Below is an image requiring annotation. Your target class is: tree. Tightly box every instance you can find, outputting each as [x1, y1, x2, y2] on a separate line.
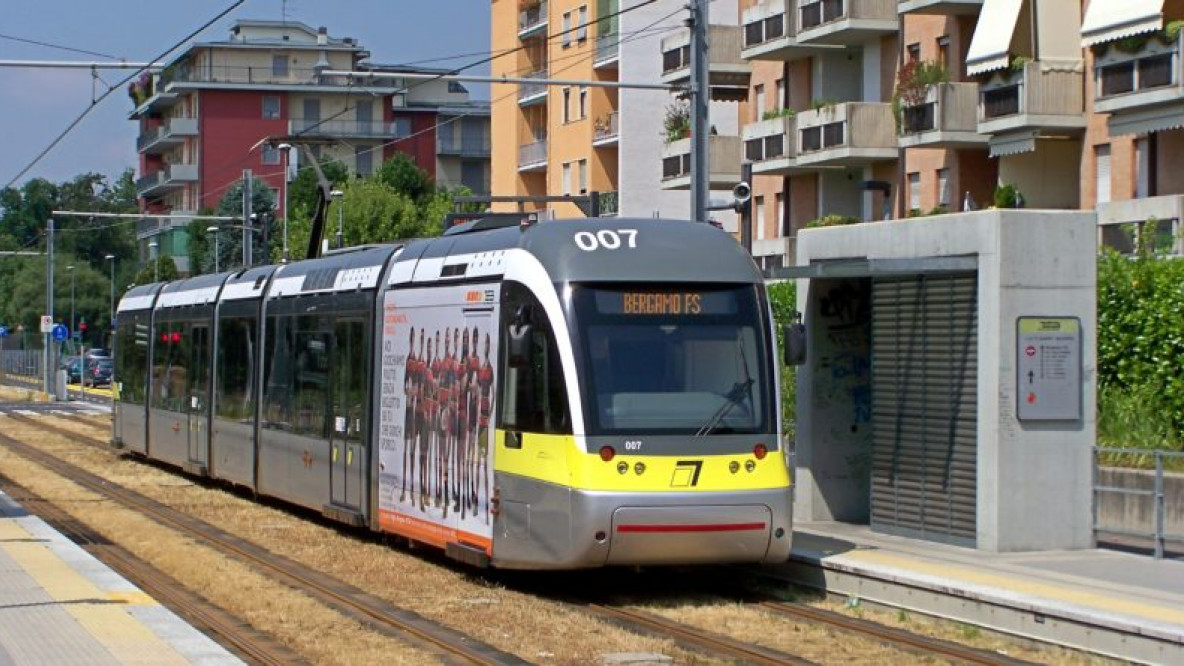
[375, 153, 434, 203]
[133, 255, 179, 286]
[330, 179, 446, 247]
[288, 156, 349, 223]
[213, 177, 277, 270]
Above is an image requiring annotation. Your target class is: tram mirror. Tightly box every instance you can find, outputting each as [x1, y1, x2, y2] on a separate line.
[783, 319, 806, 366]
[508, 314, 534, 368]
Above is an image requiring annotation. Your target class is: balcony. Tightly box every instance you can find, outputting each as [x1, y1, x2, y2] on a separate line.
[437, 133, 491, 157]
[794, 102, 897, 167]
[518, 139, 548, 172]
[1092, 33, 1184, 137]
[136, 210, 196, 241]
[660, 135, 742, 190]
[594, 34, 620, 69]
[288, 119, 402, 139]
[743, 0, 831, 62]
[795, 0, 897, 46]
[897, 0, 982, 15]
[159, 65, 397, 90]
[518, 1, 548, 40]
[137, 117, 198, 155]
[661, 25, 751, 91]
[977, 61, 1085, 141]
[742, 114, 799, 175]
[1098, 195, 1184, 256]
[593, 111, 620, 147]
[898, 82, 986, 148]
[518, 70, 548, 106]
[597, 190, 619, 217]
[136, 164, 199, 198]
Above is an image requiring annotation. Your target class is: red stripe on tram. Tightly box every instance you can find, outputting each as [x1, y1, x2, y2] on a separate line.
[616, 522, 767, 534]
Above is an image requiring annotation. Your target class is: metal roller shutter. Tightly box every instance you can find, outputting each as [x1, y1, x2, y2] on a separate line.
[871, 273, 978, 547]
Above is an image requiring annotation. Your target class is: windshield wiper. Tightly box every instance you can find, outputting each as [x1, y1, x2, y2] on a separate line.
[695, 378, 755, 438]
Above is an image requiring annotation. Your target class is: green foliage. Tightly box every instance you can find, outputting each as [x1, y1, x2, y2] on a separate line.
[1097, 249, 1184, 448]
[760, 107, 796, 121]
[767, 281, 798, 442]
[806, 214, 861, 228]
[204, 177, 277, 273]
[133, 255, 179, 286]
[662, 100, 691, 144]
[287, 157, 349, 223]
[375, 153, 435, 203]
[1166, 20, 1184, 42]
[993, 183, 1020, 208]
[809, 98, 837, 112]
[1009, 55, 1031, 72]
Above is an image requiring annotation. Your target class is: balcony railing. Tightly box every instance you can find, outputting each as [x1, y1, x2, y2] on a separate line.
[437, 134, 492, 156]
[899, 82, 979, 136]
[518, 139, 548, 170]
[595, 34, 620, 67]
[162, 65, 393, 89]
[593, 111, 620, 144]
[137, 117, 198, 153]
[518, 70, 548, 104]
[598, 190, 619, 216]
[1093, 33, 1183, 113]
[800, 0, 844, 30]
[660, 135, 742, 188]
[518, 1, 548, 38]
[978, 61, 1084, 132]
[660, 25, 749, 86]
[743, 115, 797, 166]
[289, 119, 400, 138]
[744, 7, 787, 49]
[794, 102, 896, 164]
[796, 0, 896, 38]
[136, 164, 199, 196]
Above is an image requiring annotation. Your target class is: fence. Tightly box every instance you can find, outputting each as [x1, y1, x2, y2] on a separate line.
[0, 350, 43, 381]
[1094, 447, 1184, 559]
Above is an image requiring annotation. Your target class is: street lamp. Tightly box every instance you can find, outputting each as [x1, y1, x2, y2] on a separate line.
[104, 255, 115, 331]
[148, 240, 159, 282]
[207, 226, 220, 272]
[278, 143, 293, 263]
[67, 265, 75, 344]
[330, 189, 344, 250]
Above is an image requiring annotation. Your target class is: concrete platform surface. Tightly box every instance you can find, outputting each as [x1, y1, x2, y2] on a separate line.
[785, 521, 1184, 663]
[0, 490, 242, 665]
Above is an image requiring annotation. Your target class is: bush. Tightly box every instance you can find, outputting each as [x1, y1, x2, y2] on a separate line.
[767, 281, 798, 442]
[806, 214, 861, 228]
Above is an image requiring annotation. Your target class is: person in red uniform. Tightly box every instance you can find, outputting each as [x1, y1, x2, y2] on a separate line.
[466, 325, 481, 513]
[455, 327, 471, 518]
[436, 330, 452, 513]
[400, 327, 417, 504]
[420, 335, 436, 511]
[476, 331, 495, 524]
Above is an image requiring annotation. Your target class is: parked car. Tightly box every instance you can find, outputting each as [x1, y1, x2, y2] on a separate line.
[84, 348, 110, 359]
[63, 356, 113, 387]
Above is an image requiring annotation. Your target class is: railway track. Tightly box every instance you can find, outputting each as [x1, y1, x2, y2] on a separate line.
[0, 422, 528, 666]
[0, 471, 307, 666]
[14, 409, 1037, 665]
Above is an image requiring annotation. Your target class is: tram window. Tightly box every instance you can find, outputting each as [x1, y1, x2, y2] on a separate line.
[263, 315, 295, 430]
[151, 320, 190, 412]
[116, 315, 149, 404]
[499, 283, 571, 434]
[293, 321, 331, 438]
[332, 319, 367, 440]
[216, 317, 256, 422]
[189, 326, 209, 409]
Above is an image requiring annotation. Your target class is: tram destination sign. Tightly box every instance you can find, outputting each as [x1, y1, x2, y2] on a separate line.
[1016, 316, 1082, 421]
[595, 289, 739, 317]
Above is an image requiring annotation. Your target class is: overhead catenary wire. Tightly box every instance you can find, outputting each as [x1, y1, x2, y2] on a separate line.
[0, 32, 122, 60]
[2, 0, 248, 189]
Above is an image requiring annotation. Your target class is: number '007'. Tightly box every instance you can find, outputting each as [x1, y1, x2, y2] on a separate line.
[574, 229, 638, 252]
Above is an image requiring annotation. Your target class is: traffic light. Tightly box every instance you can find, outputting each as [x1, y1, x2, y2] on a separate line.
[79, 317, 88, 333]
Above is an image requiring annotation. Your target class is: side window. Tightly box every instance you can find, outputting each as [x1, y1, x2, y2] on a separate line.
[499, 283, 571, 434]
[293, 317, 331, 438]
[263, 314, 294, 429]
[116, 314, 150, 404]
[151, 320, 190, 412]
[216, 317, 256, 421]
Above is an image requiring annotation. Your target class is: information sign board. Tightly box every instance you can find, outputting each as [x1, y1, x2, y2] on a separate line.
[1016, 316, 1082, 421]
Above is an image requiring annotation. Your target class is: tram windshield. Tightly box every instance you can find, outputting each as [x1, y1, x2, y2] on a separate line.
[572, 284, 773, 436]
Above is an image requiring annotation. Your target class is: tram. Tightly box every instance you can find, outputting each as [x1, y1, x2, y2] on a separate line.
[113, 216, 795, 569]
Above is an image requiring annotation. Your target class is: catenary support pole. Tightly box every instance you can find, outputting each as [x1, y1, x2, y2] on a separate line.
[690, 0, 710, 222]
[242, 169, 253, 268]
[44, 218, 54, 397]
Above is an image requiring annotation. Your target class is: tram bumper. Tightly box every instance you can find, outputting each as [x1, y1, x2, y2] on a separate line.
[607, 504, 775, 566]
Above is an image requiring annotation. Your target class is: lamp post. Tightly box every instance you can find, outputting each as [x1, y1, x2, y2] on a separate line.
[67, 265, 75, 345]
[278, 143, 293, 263]
[148, 240, 159, 282]
[330, 189, 344, 250]
[104, 254, 115, 332]
[207, 226, 220, 272]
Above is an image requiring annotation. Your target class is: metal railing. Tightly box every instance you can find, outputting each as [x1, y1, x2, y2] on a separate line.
[595, 34, 620, 65]
[0, 350, 42, 380]
[518, 70, 548, 103]
[519, 0, 548, 35]
[162, 65, 383, 89]
[1094, 447, 1184, 559]
[518, 139, 548, 168]
[593, 111, 620, 143]
[289, 119, 398, 137]
[437, 134, 492, 156]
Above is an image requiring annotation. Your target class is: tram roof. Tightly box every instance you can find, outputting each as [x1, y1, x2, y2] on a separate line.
[220, 264, 280, 302]
[155, 272, 230, 309]
[116, 282, 164, 313]
[397, 218, 762, 285]
[267, 244, 400, 298]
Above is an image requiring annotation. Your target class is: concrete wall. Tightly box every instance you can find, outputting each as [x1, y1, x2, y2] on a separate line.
[1096, 467, 1184, 543]
[998, 139, 1082, 209]
[795, 209, 1097, 552]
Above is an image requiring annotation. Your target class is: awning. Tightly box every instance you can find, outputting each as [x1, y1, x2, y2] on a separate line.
[1080, 0, 1164, 47]
[966, 0, 1025, 76]
[1108, 104, 1184, 137]
[988, 131, 1037, 158]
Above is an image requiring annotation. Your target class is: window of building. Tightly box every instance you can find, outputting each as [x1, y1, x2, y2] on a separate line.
[563, 12, 572, 46]
[578, 86, 588, 119]
[392, 116, 412, 137]
[262, 144, 280, 165]
[775, 192, 785, 237]
[356, 145, 373, 176]
[907, 43, 921, 62]
[937, 36, 950, 69]
[1136, 136, 1151, 198]
[272, 54, 289, 77]
[754, 196, 765, 241]
[937, 168, 950, 207]
[578, 159, 588, 194]
[754, 84, 765, 121]
[776, 78, 786, 109]
[563, 87, 572, 123]
[578, 6, 589, 41]
[1095, 144, 1111, 204]
[908, 172, 921, 212]
[562, 162, 572, 195]
[262, 95, 281, 120]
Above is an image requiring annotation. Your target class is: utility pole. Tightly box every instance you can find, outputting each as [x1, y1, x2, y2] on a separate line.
[689, 0, 710, 223]
[242, 169, 253, 268]
[43, 218, 54, 397]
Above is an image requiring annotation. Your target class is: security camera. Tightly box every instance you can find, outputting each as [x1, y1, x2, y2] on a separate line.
[732, 181, 752, 211]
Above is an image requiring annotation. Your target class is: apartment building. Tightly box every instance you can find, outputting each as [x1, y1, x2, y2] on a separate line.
[130, 20, 491, 273]
[732, 0, 1184, 268]
[490, 0, 740, 226]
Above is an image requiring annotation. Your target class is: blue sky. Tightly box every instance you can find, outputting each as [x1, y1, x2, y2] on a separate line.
[0, 0, 491, 188]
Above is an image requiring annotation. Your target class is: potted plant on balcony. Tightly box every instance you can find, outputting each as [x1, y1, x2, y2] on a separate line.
[891, 60, 949, 132]
[761, 107, 796, 121]
[662, 101, 691, 144]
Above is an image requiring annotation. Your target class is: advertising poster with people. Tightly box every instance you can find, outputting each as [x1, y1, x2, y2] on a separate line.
[377, 284, 499, 550]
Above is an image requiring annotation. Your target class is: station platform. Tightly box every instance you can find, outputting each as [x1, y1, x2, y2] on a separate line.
[0, 489, 241, 665]
[783, 521, 1184, 664]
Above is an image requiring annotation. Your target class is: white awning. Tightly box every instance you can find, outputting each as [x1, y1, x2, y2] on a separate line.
[1080, 0, 1164, 47]
[966, 0, 1025, 76]
[989, 131, 1037, 158]
[1108, 104, 1184, 137]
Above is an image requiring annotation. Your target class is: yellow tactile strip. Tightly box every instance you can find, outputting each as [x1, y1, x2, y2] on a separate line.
[0, 518, 189, 665]
[837, 548, 1184, 629]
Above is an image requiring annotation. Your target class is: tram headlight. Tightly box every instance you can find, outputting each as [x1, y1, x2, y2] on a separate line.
[745, 460, 756, 473]
[617, 461, 628, 475]
[634, 462, 646, 475]
[729, 461, 740, 474]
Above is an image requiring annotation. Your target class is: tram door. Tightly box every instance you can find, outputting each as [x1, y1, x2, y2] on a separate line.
[187, 324, 211, 472]
[329, 319, 365, 511]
